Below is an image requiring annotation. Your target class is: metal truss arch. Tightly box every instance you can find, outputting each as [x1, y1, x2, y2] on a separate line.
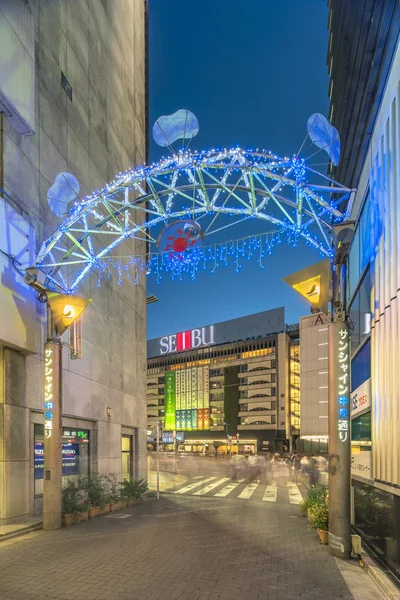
[35, 148, 352, 292]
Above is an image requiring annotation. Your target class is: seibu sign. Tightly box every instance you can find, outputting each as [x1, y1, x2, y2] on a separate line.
[160, 326, 215, 354]
[351, 378, 371, 418]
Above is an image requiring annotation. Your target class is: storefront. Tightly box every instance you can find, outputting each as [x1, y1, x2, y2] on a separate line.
[34, 425, 90, 513]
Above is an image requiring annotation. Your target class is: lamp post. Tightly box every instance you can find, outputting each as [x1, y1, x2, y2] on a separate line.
[24, 269, 91, 530]
[328, 222, 355, 558]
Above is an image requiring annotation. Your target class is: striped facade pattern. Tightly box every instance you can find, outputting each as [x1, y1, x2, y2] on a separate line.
[362, 48, 400, 486]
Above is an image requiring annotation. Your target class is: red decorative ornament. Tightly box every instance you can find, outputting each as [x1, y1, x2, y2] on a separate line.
[157, 220, 202, 260]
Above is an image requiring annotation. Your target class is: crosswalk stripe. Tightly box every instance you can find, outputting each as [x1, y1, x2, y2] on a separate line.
[238, 482, 259, 499]
[174, 477, 216, 494]
[287, 482, 303, 504]
[192, 476, 205, 479]
[214, 479, 245, 497]
[193, 477, 230, 496]
[262, 482, 277, 502]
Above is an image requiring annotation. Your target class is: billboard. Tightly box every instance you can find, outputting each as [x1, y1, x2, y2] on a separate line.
[165, 366, 210, 432]
[165, 372, 176, 430]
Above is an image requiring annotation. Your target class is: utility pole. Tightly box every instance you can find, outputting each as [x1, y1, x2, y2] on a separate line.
[328, 222, 355, 559]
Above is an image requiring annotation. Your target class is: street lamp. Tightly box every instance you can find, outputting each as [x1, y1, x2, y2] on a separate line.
[24, 270, 91, 531]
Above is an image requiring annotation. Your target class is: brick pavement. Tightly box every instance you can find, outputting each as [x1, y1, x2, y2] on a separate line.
[0, 493, 366, 600]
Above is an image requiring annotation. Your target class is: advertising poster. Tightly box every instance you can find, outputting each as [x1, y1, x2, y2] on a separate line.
[176, 370, 181, 411]
[198, 366, 204, 409]
[186, 369, 192, 415]
[165, 372, 176, 430]
[191, 368, 197, 409]
[34, 442, 80, 478]
[181, 370, 186, 410]
[198, 409, 204, 430]
[203, 408, 210, 429]
[185, 409, 192, 430]
[191, 408, 198, 429]
[176, 410, 182, 430]
[203, 366, 210, 429]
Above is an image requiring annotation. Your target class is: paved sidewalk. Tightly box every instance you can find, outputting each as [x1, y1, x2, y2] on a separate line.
[0, 493, 384, 600]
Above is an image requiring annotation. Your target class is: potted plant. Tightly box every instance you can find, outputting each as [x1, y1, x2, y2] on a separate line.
[308, 503, 329, 544]
[119, 478, 148, 506]
[107, 473, 126, 511]
[76, 504, 89, 522]
[87, 473, 108, 518]
[62, 478, 79, 526]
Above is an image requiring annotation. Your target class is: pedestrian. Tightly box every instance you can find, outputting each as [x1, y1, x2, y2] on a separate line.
[230, 454, 239, 481]
[292, 453, 301, 482]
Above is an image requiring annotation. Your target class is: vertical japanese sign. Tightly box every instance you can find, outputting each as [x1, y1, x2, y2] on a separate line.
[337, 327, 350, 442]
[186, 369, 192, 429]
[44, 345, 54, 438]
[191, 368, 198, 429]
[164, 372, 176, 430]
[43, 340, 62, 529]
[198, 366, 204, 430]
[328, 321, 351, 557]
[203, 366, 210, 429]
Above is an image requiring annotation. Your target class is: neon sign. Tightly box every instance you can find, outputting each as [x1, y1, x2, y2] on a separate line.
[160, 326, 215, 354]
[44, 346, 54, 439]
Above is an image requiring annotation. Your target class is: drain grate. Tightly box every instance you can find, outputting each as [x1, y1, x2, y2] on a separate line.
[104, 514, 132, 519]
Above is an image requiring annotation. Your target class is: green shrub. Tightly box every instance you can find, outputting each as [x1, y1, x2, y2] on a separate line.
[105, 472, 121, 503]
[62, 478, 80, 515]
[301, 484, 328, 515]
[119, 479, 148, 502]
[308, 503, 329, 531]
[88, 473, 111, 508]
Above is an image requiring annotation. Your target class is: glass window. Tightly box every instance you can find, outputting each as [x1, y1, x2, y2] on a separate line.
[351, 412, 371, 442]
[34, 424, 90, 497]
[349, 268, 371, 355]
[351, 339, 371, 392]
[348, 192, 371, 302]
[121, 435, 133, 481]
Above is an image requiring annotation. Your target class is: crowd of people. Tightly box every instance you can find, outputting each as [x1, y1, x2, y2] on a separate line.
[229, 452, 328, 485]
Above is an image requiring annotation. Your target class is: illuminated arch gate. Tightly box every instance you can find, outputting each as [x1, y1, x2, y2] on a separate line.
[35, 148, 352, 293]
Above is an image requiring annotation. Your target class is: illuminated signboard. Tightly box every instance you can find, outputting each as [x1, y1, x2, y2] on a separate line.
[337, 327, 350, 442]
[166, 366, 210, 432]
[351, 379, 371, 418]
[44, 345, 54, 439]
[159, 326, 215, 355]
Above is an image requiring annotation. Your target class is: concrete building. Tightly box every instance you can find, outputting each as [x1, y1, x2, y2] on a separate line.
[298, 312, 330, 454]
[0, 0, 147, 524]
[328, 0, 400, 581]
[147, 308, 300, 454]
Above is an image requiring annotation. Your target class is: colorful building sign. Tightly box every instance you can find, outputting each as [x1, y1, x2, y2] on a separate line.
[165, 366, 210, 432]
[165, 372, 176, 430]
[159, 326, 216, 355]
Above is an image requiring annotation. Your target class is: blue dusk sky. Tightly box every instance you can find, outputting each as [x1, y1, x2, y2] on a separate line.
[147, 0, 330, 339]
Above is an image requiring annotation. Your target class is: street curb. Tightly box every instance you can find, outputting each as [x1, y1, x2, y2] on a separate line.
[361, 552, 400, 599]
[0, 522, 42, 542]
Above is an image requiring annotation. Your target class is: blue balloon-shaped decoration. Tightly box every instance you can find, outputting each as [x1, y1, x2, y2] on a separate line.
[307, 113, 340, 166]
[153, 109, 199, 147]
[47, 172, 80, 218]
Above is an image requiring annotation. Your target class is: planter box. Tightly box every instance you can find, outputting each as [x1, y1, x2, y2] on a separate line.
[101, 504, 111, 515]
[89, 506, 102, 519]
[111, 501, 127, 512]
[126, 499, 137, 507]
[77, 510, 89, 522]
[62, 514, 76, 527]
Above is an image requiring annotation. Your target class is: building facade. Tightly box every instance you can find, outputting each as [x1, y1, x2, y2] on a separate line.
[329, 0, 400, 582]
[0, 0, 147, 524]
[147, 308, 300, 454]
[298, 311, 330, 455]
